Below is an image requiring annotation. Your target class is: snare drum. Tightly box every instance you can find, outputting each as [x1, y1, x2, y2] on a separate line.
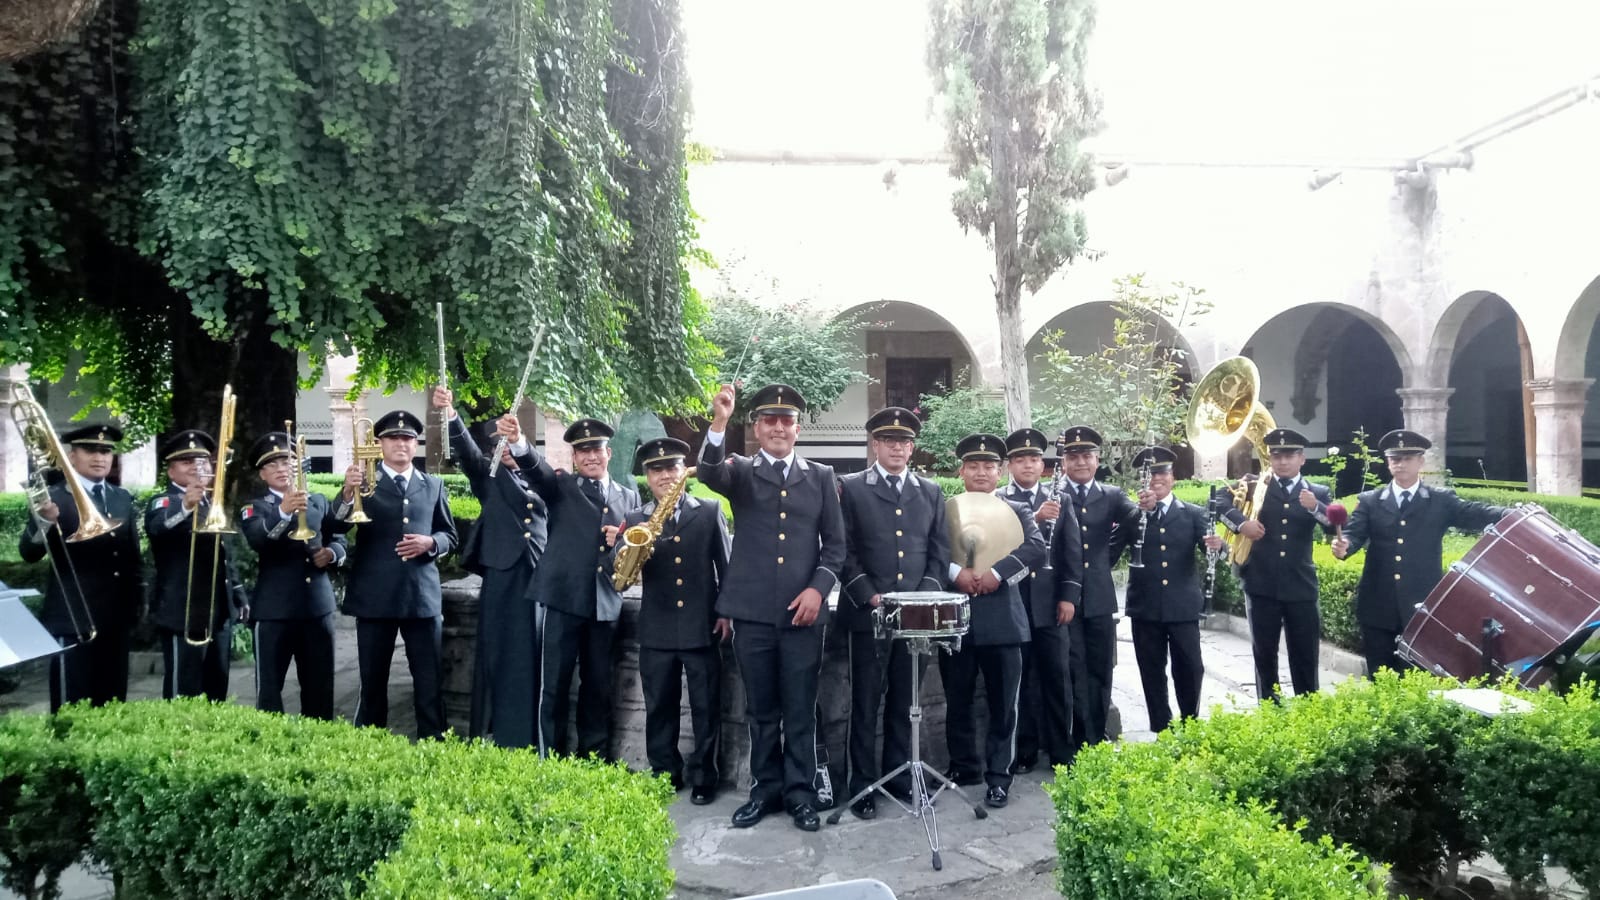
[877, 591, 970, 640]
[1398, 505, 1600, 688]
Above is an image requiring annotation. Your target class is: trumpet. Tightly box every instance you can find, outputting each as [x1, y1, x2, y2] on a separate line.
[347, 416, 381, 523]
[286, 419, 317, 541]
[184, 385, 237, 647]
[7, 383, 110, 642]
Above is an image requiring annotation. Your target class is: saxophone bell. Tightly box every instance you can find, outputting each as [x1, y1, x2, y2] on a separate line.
[612, 466, 697, 591]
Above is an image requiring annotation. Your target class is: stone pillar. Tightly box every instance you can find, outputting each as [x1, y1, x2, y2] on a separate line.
[1396, 386, 1454, 484]
[118, 441, 159, 489]
[1528, 378, 1592, 497]
[325, 353, 367, 475]
[0, 365, 29, 492]
[1194, 448, 1229, 482]
[543, 412, 572, 471]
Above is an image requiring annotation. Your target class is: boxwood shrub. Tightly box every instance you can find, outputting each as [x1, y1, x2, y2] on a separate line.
[1050, 672, 1600, 899]
[0, 700, 675, 899]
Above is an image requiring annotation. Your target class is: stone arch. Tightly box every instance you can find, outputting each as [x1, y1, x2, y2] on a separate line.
[1426, 292, 1531, 483]
[1552, 276, 1600, 488]
[1236, 302, 1410, 493]
[1554, 275, 1600, 383]
[833, 300, 979, 410]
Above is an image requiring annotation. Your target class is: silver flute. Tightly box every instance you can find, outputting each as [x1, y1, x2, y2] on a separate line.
[436, 303, 450, 461]
[487, 324, 549, 478]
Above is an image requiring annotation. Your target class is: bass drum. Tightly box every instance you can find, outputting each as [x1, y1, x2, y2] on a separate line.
[1398, 505, 1600, 688]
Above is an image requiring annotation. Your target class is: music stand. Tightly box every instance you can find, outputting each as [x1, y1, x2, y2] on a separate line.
[0, 586, 60, 669]
[826, 620, 987, 871]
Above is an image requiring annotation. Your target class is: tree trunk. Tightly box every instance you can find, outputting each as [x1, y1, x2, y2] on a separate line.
[169, 301, 299, 504]
[989, 120, 1032, 431]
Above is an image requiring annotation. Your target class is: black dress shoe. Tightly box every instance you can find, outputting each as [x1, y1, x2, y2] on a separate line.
[691, 786, 716, 806]
[850, 797, 877, 820]
[789, 803, 821, 832]
[943, 767, 981, 787]
[985, 785, 1008, 808]
[732, 798, 780, 828]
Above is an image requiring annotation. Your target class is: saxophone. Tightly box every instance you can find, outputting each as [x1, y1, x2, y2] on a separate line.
[612, 467, 696, 591]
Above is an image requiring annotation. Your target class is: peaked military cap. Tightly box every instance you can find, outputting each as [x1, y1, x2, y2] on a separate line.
[748, 383, 805, 418]
[564, 418, 614, 449]
[1263, 428, 1309, 454]
[249, 431, 295, 468]
[637, 437, 690, 469]
[161, 429, 217, 462]
[374, 410, 423, 439]
[1005, 428, 1048, 457]
[1058, 425, 1103, 453]
[1378, 429, 1430, 456]
[62, 423, 122, 449]
[866, 406, 920, 438]
[956, 433, 1005, 463]
[1131, 445, 1178, 473]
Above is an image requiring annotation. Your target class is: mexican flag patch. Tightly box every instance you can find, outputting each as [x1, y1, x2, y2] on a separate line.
[152, 496, 170, 509]
[242, 507, 255, 520]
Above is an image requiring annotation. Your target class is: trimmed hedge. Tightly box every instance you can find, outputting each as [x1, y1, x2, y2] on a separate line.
[1050, 673, 1600, 898]
[0, 700, 675, 899]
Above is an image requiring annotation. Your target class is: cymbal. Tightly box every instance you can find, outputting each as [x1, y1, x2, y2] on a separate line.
[946, 492, 1024, 574]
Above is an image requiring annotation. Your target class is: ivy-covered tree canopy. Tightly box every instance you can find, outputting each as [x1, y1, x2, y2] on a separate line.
[0, 0, 710, 443]
[928, 0, 1104, 432]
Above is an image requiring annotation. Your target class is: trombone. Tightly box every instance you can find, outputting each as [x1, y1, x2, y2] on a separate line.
[7, 384, 115, 643]
[285, 419, 317, 541]
[347, 416, 381, 523]
[184, 385, 237, 647]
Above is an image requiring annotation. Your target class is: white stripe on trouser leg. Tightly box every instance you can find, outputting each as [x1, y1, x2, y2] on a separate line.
[57, 637, 67, 703]
[253, 623, 261, 707]
[536, 610, 550, 757]
[734, 627, 758, 797]
[1004, 651, 1022, 775]
[843, 630, 853, 789]
[169, 634, 179, 698]
[810, 623, 827, 796]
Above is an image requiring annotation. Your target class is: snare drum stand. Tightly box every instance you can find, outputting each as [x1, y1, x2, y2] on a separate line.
[826, 632, 988, 871]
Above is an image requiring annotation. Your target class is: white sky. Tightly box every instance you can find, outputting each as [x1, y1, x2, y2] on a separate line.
[682, 0, 1600, 161]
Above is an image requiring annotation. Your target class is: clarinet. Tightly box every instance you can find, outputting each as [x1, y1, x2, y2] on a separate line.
[1202, 488, 1223, 617]
[1042, 468, 1068, 543]
[1127, 456, 1153, 569]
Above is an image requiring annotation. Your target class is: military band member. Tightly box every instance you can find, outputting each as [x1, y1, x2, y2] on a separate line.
[1052, 425, 1134, 748]
[146, 429, 242, 701]
[940, 433, 1046, 809]
[1002, 427, 1082, 771]
[1332, 429, 1506, 676]
[700, 383, 846, 832]
[19, 424, 142, 712]
[1125, 446, 1214, 732]
[1218, 428, 1333, 699]
[614, 438, 731, 804]
[241, 431, 345, 719]
[433, 387, 548, 748]
[507, 416, 639, 759]
[837, 407, 949, 819]
[329, 410, 458, 739]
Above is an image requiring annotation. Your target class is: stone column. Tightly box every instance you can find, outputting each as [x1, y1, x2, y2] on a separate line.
[1193, 448, 1229, 482]
[1396, 386, 1454, 484]
[324, 353, 366, 475]
[1528, 378, 1592, 497]
[0, 365, 29, 492]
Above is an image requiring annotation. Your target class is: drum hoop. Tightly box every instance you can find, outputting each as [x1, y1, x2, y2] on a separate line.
[882, 591, 967, 604]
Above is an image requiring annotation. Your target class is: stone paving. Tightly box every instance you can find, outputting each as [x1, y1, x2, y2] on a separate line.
[0, 605, 1366, 900]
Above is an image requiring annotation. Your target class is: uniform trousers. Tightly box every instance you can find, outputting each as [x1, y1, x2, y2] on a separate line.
[538, 605, 616, 759]
[1015, 621, 1074, 767]
[253, 614, 336, 719]
[354, 616, 446, 739]
[939, 643, 1023, 789]
[1361, 625, 1409, 678]
[639, 645, 722, 788]
[1068, 614, 1117, 748]
[159, 625, 231, 702]
[472, 563, 538, 748]
[1130, 618, 1203, 732]
[732, 620, 825, 809]
[49, 629, 129, 713]
[1244, 590, 1321, 699]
